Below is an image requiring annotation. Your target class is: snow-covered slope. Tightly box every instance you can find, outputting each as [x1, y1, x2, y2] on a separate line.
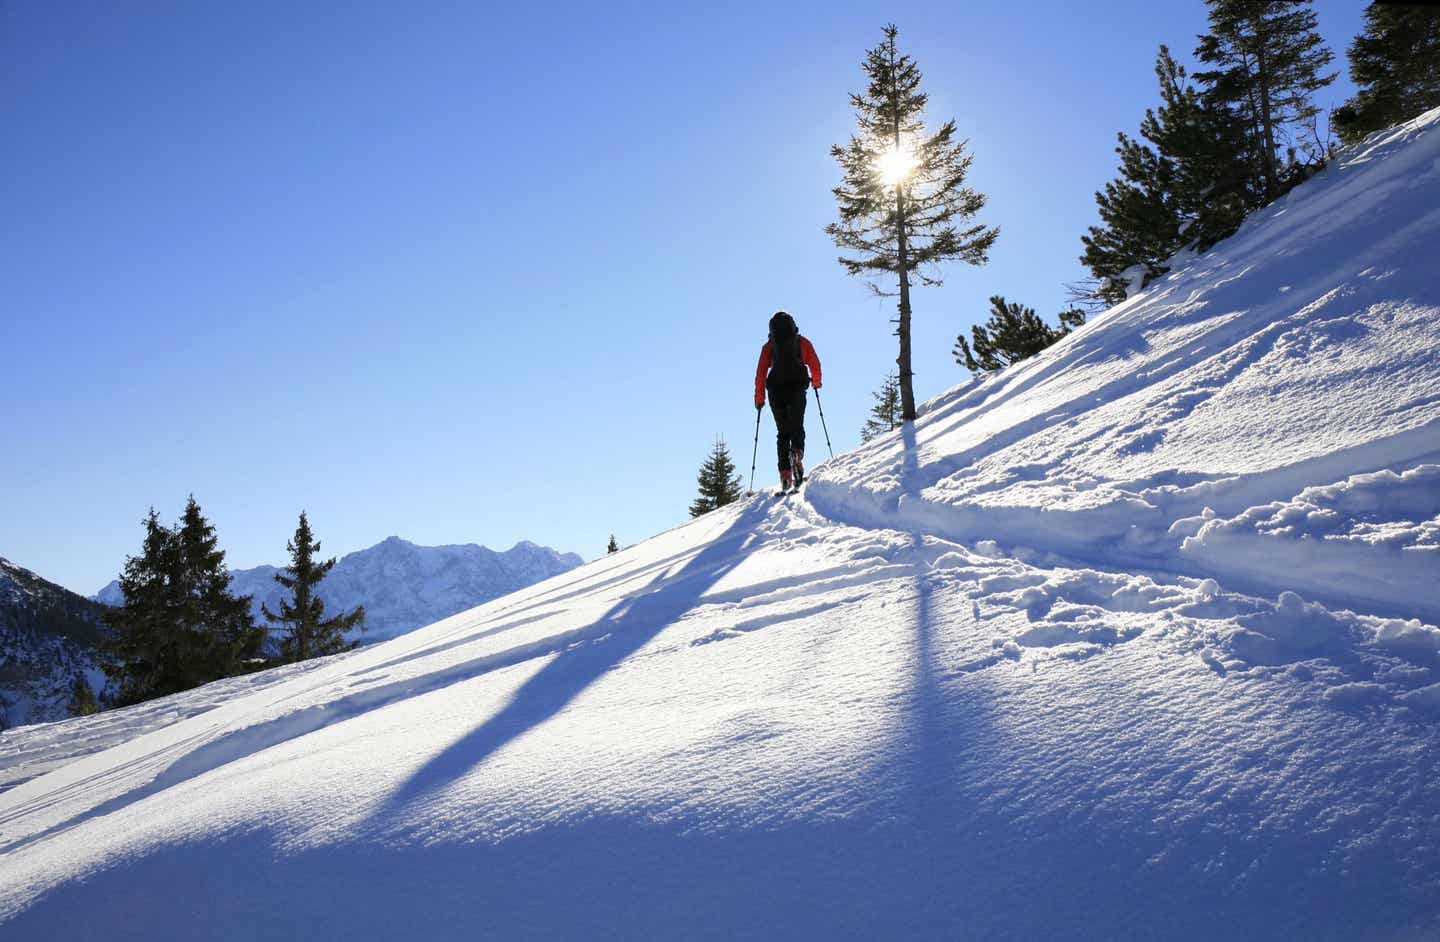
[812, 109, 1440, 624]
[2, 112, 1439, 939]
[95, 536, 584, 644]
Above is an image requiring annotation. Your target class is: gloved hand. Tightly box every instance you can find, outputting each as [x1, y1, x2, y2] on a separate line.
[755, 399, 764, 410]
[813, 381, 821, 390]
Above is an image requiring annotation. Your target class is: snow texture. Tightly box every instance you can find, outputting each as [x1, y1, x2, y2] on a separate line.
[2, 110, 1440, 940]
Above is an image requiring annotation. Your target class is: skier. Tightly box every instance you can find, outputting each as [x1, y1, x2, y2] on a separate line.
[754, 311, 822, 493]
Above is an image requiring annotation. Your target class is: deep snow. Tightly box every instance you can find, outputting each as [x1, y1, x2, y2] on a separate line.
[1, 111, 1439, 940]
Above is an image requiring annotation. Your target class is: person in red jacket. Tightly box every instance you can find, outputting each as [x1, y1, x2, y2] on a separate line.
[754, 311, 822, 491]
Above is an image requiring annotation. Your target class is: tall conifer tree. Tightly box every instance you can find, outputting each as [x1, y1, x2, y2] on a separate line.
[828, 24, 998, 421]
[1194, 0, 1336, 202]
[101, 508, 185, 705]
[175, 496, 264, 681]
[1333, 4, 1440, 143]
[690, 438, 744, 517]
[1082, 46, 1254, 304]
[101, 499, 261, 705]
[263, 512, 365, 663]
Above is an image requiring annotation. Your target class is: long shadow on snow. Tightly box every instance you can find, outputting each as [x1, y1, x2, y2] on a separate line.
[374, 498, 772, 816]
[10, 458, 1440, 938]
[890, 421, 955, 829]
[0, 501, 771, 858]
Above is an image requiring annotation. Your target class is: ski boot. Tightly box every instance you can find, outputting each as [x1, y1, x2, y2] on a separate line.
[791, 449, 805, 487]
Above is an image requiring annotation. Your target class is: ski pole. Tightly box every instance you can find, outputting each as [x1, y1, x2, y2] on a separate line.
[748, 404, 762, 494]
[813, 387, 834, 459]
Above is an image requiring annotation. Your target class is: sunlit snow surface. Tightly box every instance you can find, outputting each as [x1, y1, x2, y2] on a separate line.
[3, 112, 1440, 940]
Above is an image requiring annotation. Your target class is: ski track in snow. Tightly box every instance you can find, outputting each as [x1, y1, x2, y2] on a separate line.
[1, 111, 1440, 940]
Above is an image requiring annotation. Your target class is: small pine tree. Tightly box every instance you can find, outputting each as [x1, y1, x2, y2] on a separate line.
[263, 512, 365, 664]
[1195, 0, 1336, 203]
[690, 437, 744, 517]
[607, 535, 619, 554]
[828, 24, 999, 422]
[861, 372, 902, 442]
[1333, 4, 1440, 144]
[953, 296, 1084, 375]
[67, 673, 99, 717]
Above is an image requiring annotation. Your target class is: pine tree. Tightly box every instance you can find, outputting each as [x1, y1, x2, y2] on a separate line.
[263, 511, 365, 664]
[861, 372, 902, 442]
[175, 496, 265, 681]
[67, 673, 99, 716]
[101, 508, 185, 705]
[954, 296, 1084, 375]
[1080, 128, 1179, 305]
[1333, 4, 1440, 144]
[1194, 0, 1336, 203]
[607, 535, 619, 554]
[101, 499, 261, 705]
[1081, 46, 1255, 304]
[828, 24, 999, 422]
[690, 437, 744, 517]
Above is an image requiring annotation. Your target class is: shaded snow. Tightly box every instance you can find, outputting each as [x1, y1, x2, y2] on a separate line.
[2, 110, 1440, 939]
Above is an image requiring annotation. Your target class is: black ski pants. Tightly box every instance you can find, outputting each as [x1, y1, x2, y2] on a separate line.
[767, 381, 807, 471]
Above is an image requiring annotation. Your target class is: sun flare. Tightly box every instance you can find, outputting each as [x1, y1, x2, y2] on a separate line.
[875, 144, 918, 187]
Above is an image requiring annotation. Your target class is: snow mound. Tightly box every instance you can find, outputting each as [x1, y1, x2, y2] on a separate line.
[2, 111, 1440, 940]
[1177, 464, 1439, 615]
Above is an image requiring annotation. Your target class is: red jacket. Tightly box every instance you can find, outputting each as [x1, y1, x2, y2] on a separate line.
[755, 336, 822, 407]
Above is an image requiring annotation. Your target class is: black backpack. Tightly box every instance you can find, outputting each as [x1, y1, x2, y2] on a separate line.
[767, 311, 808, 387]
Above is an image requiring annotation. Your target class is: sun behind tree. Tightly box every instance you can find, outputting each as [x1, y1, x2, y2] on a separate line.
[827, 23, 999, 422]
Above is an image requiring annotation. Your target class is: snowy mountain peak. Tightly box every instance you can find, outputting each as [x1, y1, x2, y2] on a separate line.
[91, 536, 584, 645]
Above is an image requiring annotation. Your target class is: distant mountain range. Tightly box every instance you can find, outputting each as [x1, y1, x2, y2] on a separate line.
[0, 558, 109, 731]
[1, 537, 581, 730]
[95, 536, 584, 644]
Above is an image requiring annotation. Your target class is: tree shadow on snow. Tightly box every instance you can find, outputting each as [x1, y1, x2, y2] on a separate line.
[372, 498, 772, 817]
[895, 420, 951, 823]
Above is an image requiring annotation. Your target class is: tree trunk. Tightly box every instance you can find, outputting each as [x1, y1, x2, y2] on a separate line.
[1252, 13, 1279, 201]
[896, 192, 916, 422]
[887, 34, 917, 422]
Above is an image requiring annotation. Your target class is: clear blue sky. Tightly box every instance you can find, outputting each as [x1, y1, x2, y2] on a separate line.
[1, 1, 1364, 594]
